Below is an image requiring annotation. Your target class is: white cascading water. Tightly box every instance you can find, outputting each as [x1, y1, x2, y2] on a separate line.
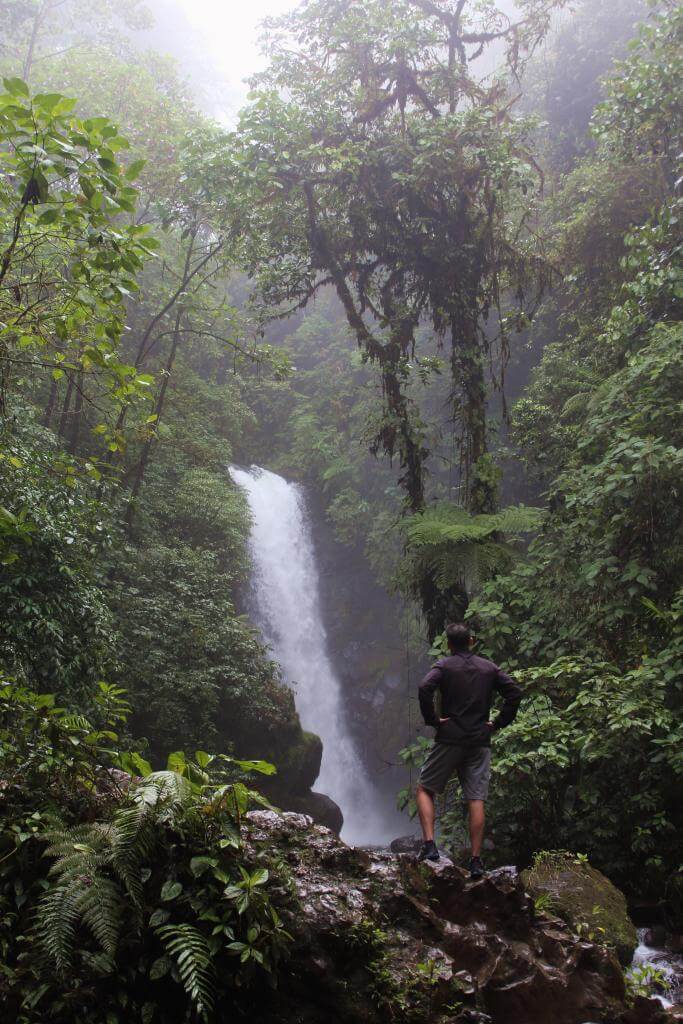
[229, 464, 395, 846]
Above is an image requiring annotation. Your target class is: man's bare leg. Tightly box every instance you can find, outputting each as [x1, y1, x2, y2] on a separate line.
[468, 799, 485, 857]
[416, 784, 436, 841]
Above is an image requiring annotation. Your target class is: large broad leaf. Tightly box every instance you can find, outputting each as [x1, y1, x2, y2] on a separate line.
[3, 77, 29, 97]
[125, 158, 146, 181]
[189, 856, 217, 877]
[234, 757, 276, 776]
[33, 93, 63, 112]
[166, 750, 187, 775]
[160, 880, 183, 902]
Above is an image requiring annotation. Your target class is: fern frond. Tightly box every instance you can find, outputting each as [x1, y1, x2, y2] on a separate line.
[110, 803, 157, 907]
[59, 714, 93, 732]
[37, 883, 82, 973]
[39, 821, 128, 968]
[427, 540, 513, 590]
[405, 503, 542, 548]
[76, 875, 123, 957]
[401, 502, 543, 599]
[136, 772, 192, 810]
[80, 949, 117, 976]
[157, 923, 215, 1022]
[43, 823, 105, 859]
[561, 391, 590, 418]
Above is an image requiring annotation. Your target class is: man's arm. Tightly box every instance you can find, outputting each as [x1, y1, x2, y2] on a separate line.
[490, 666, 522, 731]
[418, 665, 443, 728]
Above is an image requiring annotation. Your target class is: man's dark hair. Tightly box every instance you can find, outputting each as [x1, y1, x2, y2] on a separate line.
[445, 623, 473, 650]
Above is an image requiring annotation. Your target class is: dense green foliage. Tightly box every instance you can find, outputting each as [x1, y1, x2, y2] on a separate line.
[401, 0, 682, 900]
[0, 426, 115, 703]
[0, 682, 292, 1023]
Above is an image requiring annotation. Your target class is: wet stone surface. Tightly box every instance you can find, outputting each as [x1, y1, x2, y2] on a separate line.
[241, 810, 670, 1024]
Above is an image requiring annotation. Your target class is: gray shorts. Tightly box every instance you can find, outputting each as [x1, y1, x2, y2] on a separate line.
[418, 743, 491, 800]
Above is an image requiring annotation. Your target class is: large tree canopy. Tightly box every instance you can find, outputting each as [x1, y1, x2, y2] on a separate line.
[235, 0, 566, 511]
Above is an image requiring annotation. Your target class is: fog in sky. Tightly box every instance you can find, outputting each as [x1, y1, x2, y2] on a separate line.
[147, 0, 550, 122]
[164, 0, 295, 119]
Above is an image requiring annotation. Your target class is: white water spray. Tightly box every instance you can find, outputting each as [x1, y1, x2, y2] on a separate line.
[229, 465, 395, 845]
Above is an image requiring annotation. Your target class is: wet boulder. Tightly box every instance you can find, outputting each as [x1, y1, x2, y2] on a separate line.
[260, 729, 345, 833]
[240, 811, 637, 1024]
[286, 790, 344, 834]
[390, 833, 422, 854]
[521, 852, 638, 965]
[278, 729, 323, 792]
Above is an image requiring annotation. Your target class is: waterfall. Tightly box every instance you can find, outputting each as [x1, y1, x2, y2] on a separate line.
[229, 464, 396, 846]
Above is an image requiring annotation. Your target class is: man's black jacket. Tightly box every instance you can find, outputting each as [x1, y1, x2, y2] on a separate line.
[418, 651, 522, 746]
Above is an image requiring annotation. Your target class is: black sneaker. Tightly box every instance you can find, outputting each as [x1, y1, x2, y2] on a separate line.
[418, 840, 440, 862]
[469, 855, 485, 879]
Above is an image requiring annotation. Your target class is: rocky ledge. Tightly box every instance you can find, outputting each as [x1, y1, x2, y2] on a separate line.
[242, 810, 669, 1024]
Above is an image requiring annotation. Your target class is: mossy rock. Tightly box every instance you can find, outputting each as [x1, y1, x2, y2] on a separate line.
[286, 790, 343, 834]
[272, 729, 323, 795]
[521, 852, 637, 965]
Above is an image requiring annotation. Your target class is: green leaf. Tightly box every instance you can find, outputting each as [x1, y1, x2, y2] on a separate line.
[166, 751, 187, 775]
[79, 176, 95, 199]
[149, 955, 172, 981]
[33, 93, 63, 112]
[129, 752, 153, 777]
[125, 158, 146, 181]
[160, 881, 183, 902]
[37, 207, 60, 225]
[149, 908, 170, 927]
[189, 856, 216, 878]
[3, 77, 29, 97]
[231, 758, 277, 776]
[83, 116, 111, 132]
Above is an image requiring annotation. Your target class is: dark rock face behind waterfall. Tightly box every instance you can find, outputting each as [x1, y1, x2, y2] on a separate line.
[240, 810, 668, 1024]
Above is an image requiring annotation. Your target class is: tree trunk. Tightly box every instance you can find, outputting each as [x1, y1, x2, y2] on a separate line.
[451, 316, 496, 515]
[57, 376, 74, 439]
[101, 231, 205, 476]
[125, 309, 183, 530]
[380, 353, 426, 513]
[22, 0, 49, 81]
[68, 371, 84, 453]
[43, 377, 58, 428]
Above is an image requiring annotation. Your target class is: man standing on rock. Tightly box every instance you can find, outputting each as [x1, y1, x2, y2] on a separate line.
[415, 623, 522, 878]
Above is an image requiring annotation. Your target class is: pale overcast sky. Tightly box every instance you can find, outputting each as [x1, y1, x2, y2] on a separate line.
[173, 0, 295, 114]
[161, 0, 558, 122]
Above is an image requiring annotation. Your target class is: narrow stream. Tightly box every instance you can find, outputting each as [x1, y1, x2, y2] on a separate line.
[229, 464, 401, 846]
[630, 927, 683, 1008]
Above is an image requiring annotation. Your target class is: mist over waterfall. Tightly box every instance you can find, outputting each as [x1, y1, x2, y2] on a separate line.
[230, 465, 398, 846]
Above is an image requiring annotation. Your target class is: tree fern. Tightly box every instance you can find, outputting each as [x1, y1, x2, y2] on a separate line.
[401, 502, 543, 598]
[156, 923, 216, 1022]
[405, 503, 543, 548]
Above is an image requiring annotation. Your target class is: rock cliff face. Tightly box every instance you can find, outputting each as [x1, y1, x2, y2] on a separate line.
[242, 810, 669, 1024]
[309, 493, 418, 796]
